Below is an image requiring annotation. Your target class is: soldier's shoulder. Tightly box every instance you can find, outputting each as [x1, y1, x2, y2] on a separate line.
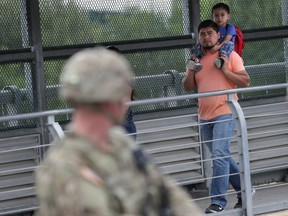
[109, 126, 138, 149]
[39, 136, 86, 177]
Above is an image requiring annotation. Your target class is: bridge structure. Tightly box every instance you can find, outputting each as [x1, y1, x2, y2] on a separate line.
[0, 82, 288, 216]
[0, 0, 288, 215]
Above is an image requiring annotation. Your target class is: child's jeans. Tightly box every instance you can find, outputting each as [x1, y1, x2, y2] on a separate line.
[191, 41, 234, 59]
[219, 41, 234, 58]
[191, 43, 203, 59]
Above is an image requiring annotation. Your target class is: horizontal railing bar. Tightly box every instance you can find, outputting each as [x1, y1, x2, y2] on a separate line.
[130, 83, 288, 106]
[0, 206, 38, 216]
[248, 128, 288, 137]
[0, 109, 73, 122]
[0, 83, 287, 123]
[1, 27, 287, 63]
[0, 61, 287, 104]
[245, 110, 288, 119]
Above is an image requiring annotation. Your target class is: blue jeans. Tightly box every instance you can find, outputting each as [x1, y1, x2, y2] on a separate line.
[200, 114, 241, 208]
[123, 107, 137, 140]
[191, 41, 234, 59]
[191, 43, 203, 59]
[219, 41, 234, 58]
[123, 120, 137, 140]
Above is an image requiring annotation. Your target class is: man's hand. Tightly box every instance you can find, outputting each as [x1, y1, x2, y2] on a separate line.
[219, 54, 250, 87]
[182, 68, 197, 92]
[219, 54, 228, 71]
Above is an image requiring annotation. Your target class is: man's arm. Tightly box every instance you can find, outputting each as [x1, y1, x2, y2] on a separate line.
[220, 55, 250, 87]
[182, 68, 197, 92]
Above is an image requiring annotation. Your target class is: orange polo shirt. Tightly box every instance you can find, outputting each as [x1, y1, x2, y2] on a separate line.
[186, 51, 245, 120]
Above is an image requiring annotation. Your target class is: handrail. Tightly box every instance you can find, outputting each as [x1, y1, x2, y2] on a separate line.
[228, 95, 253, 215]
[0, 82, 287, 216]
[0, 83, 287, 123]
[131, 83, 288, 106]
[0, 108, 73, 123]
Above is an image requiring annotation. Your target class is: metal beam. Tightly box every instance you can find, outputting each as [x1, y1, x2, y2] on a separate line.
[244, 26, 288, 41]
[26, 0, 49, 158]
[0, 27, 287, 63]
[26, 0, 47, 112]
[188, 0, 201, 41]
[42, 37, 195, 59]
[0, 50, 33, 63]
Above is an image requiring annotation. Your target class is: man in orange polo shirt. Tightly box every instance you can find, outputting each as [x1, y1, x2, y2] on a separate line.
[182, 20, 250, 213]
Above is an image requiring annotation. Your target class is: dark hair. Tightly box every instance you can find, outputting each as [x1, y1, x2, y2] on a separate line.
[212, 3, 230, 14]
[106, 45, 135, 100]
[198, 19, 219, 33]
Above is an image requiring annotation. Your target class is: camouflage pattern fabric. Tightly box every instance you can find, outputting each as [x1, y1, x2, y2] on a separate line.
[36, 127, 202, 216]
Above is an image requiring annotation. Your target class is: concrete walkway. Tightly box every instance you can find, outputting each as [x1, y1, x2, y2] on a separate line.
[259, 210, 288, 216]
[192, 182, 288, 215]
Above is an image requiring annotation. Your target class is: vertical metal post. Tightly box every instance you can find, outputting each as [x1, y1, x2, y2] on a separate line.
[46, 115, 65, 142]
[26, 0, 47, 112]
[188, 0, 201, 42]
[228, 94, 253, 216]
[26, 0, 49, 159]
[182, 0, 191, 64]
[20, 0, 34, 112]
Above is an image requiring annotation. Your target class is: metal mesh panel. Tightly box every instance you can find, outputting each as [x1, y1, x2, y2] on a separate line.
[40, 0, 288, 114]
[0, 63, 35, 130]
[126, 49, 187, 77]
[44, 60, 71, 123]
[196, 0, 288, 105]
[39, 0, 189, 47]
[44, 49, 196, 115]
[0, 0, 286, 125]
[125, 49, 196, 113]
[200, 0, 285, 30]
[0, 0, 29, 50]
[244, 39, 286, 65]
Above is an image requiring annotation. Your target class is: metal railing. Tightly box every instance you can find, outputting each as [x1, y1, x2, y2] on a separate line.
[0, 61, 287, 118]
[0, 83, 287, 215]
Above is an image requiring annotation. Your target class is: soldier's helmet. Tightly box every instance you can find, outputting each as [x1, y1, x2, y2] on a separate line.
[60, 47, 134, 103]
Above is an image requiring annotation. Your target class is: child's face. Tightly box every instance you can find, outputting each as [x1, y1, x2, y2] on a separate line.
[212, 8, 230, 27]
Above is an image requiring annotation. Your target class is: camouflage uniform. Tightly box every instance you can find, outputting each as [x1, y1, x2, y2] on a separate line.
[36, 47, 203, 216]
[36, 127, 202, 216]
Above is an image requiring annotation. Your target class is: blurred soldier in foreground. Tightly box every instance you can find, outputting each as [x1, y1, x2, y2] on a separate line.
[35, 47, 203, 216]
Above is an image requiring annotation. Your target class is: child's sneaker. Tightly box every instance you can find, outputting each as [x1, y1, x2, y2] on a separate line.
[186, 59, 203, 72]
[214, 57, 225, 69]
[205, 204, 224, 213]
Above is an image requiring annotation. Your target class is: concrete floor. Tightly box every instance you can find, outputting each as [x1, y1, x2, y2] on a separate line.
[191, 182, 288, 215]
[259, 210, 288, 216]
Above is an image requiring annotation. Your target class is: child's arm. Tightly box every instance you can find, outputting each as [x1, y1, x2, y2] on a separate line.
[218, 34, 233, 48]
[214, 24, 236, 51]
[214, 34, 233, 51]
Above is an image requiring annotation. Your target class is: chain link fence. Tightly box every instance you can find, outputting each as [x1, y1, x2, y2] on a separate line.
[0, 0, 287, 129]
